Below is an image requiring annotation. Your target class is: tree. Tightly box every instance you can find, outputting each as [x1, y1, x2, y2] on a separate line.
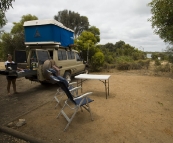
[74, 31, 98, 62]
[0, 14, 38, 59]
[87, 26, 100, 43]
[148, 0, 173, 44]
[54, 9, 89, 38]
[11, 14, 38, 34]
[102, 43, 115, 52]
[0, 33, 15, 59]
[165, 45, 173, 53]
[0, 0, 15, 27]
[91, 51, 104, 71]
[114, 40, 125, 49]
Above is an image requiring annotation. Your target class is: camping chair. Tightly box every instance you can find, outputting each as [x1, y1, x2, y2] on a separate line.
[47, 69, 79, 108]
[54, 81, 80, 108]
[50, 75, 94, 131]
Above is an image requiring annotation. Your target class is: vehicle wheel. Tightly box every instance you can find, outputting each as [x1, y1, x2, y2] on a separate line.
[64, 71, 71, 82]
[84, 67, 89, 74]
[40, 81, 49, 85]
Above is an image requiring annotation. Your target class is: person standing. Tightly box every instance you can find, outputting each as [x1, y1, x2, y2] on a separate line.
[4, 54, 21, 96]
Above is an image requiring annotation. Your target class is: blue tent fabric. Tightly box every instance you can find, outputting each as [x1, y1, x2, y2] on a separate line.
[24, 24, 74, 47]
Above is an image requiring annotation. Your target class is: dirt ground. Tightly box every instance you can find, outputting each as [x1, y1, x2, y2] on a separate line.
[0, 62, 173, 143]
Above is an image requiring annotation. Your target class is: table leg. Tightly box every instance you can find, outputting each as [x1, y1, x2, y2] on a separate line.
[81, 79, 83, 93]
[108, 79, 109, 96]
[104, 80, 108, 99]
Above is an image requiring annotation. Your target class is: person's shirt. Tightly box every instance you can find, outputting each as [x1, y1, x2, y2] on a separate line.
[4, 60, 15, 68]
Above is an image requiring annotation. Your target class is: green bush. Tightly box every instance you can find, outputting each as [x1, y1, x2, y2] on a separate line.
[155, 59, 161, 66]
[137, 59, 150, 69]
[129, 62, 142, 70]
[162, 63, 170, 72]
[103, 63, 116, 69]
[115, 57, 150, 70]
[154, 63, 171, 73]
[105, 55, 114, 64]
[91, 52, 104, 71]
[117, 62, 131, 70]
[116, 56, 134, 64]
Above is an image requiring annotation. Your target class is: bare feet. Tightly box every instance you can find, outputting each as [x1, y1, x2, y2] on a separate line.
[7, 93, 11, 96]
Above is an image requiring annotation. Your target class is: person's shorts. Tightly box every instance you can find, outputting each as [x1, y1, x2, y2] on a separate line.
[6, 76, 17, 80]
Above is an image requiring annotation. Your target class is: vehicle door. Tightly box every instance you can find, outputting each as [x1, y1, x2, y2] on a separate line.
[35, 49, 51, 65]
[14, 50, 27, 69]
[35, 49, 51, 81]
[75, 52, 85, 72]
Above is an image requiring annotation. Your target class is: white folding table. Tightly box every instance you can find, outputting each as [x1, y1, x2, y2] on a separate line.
[75, 74, 111, 99]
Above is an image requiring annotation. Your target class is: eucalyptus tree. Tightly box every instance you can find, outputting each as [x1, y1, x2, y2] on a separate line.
[148, 0, 173, 44]
[0, 14, 38, 59]
[0, 0, 15, 27]
[54, 9, 89, 38]
[87, 26, 100, 43]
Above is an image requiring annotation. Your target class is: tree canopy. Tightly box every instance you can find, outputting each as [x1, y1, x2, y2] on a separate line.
[74, 31, 98, 61]
[11, 14, 38, 34]
[54, 9, 89, 38]
[0, 14, 38, 59]
[87, 26, 100, 43]
[148, 0, 173, 44]
[0, 0, 15, 27]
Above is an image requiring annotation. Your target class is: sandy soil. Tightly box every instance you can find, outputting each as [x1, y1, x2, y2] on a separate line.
[0, 62, 173, 143]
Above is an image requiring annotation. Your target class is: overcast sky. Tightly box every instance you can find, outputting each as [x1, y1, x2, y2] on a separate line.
[2, 0, 168, 52]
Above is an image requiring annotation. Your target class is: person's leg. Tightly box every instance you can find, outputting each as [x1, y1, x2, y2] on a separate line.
[7, 79, 11, 95]
[57, 76, 69, 87]
[12, 78, 17, 94]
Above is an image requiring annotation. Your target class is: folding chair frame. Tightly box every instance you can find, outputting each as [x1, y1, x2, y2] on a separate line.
[50, 75, 94, 131]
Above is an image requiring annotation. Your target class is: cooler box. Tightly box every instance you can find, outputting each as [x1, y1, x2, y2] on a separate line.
[24, 19, 74, 47]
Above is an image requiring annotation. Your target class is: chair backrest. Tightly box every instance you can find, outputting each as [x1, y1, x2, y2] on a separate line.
[58, 81, 76, 104]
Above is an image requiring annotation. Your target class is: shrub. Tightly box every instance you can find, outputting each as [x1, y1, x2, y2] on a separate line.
[91, 52, 104, 71]
[154, 63, 171, 73]
[162, 63, 170, 72]
[155, 59, 161, 66]
[116, 56, 134, 64]
[105, 55, 114, 64]
[116, 62, 131, 70]
[137, 59, 150, 69]
[129, 62, 142, 70]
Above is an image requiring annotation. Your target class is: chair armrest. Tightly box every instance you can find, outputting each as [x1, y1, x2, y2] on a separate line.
[69, 86, 81, 92]
[74, 92, 93, 100]
[69, 82, 77, 86]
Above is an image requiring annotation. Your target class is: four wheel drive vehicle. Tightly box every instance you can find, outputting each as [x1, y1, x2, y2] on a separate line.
[15, 46, 88, 83]
[11, 19, 89, 84]
[0, 19, 89, 83]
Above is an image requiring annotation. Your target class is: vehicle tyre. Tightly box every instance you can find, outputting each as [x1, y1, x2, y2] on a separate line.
[42, 59, 53, 80]
[40, 81, 49, 85]
[84, 67, 89, 74]
[64, 71, 71, 82]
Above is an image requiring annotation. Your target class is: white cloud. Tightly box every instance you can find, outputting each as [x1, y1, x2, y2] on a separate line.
[1, 0, 167, 52]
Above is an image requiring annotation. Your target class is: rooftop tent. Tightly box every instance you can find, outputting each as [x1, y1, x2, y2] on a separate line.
[60, 28, 74, 47]
[23, 19, 74, 47]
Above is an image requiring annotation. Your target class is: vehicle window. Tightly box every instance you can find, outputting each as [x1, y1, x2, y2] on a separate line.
[62, 50, 67, 60]
[31, 50, 37, 62]
[58, 51, 62, 60]
[76, 53, 81, 61]
[67, 51, 75, 60]
[37, 50, 50, 64]
[58, 50, 67, 60]
[48, 50, 53, 59]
